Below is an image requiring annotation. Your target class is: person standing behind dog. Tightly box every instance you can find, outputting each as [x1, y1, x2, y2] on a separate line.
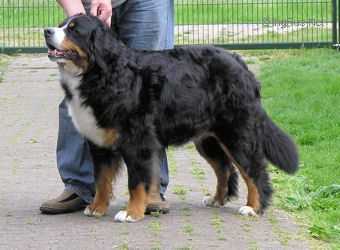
[40, 0, 174, 214]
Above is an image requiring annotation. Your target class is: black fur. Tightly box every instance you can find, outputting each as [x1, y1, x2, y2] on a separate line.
[61, 81, 73, 100]
[53, 15, 299, 214]
[262, 113, 299, 174]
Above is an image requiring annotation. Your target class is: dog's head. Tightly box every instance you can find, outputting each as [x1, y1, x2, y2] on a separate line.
[44, 14, 111, 75]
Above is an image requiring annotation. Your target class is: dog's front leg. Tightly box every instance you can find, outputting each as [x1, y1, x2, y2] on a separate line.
[114, 138, 162, 223]
[84, 146, 123, 217]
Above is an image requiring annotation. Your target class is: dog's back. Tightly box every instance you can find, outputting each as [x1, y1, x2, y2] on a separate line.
[134, 46, 262, 145]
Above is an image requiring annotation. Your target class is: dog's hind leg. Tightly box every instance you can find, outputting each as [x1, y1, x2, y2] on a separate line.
[115, 136, 163, 222]
[214, 130, 273, 216]
[195, 136, 238, 207]
[84, 146, 122, 217]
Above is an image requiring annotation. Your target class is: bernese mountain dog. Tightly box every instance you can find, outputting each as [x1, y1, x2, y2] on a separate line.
[44, 14, 298, 222]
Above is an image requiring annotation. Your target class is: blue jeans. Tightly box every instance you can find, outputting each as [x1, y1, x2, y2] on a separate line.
[57, 0, 174, 203]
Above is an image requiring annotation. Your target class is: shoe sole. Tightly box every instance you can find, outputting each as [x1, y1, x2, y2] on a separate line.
[145, 205, 170, 215]
[40, 204, 87, 215]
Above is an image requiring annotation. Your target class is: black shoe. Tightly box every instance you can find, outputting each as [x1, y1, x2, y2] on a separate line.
[145, 194, 170, 214]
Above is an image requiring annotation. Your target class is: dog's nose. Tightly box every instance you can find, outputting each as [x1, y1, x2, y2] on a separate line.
[44, 28, 55, 38]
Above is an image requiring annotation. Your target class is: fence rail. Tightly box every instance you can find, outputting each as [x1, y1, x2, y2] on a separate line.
[0, 0, 339, 52]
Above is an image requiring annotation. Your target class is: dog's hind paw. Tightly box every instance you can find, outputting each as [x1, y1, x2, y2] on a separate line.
[238, 206, 258, 217]
[114, 210, 139, 223]
[84, 205, 105, 218]
[202, 196, 222, 207]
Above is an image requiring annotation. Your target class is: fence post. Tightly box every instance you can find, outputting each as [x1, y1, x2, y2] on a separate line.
[332, 0, 338, 46]
[338, 0, 340, 45]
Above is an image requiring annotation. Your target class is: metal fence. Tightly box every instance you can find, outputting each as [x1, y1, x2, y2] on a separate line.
[0, 0, 339, 53]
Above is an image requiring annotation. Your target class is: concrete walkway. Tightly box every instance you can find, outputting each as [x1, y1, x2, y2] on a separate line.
[0, 55, 310, 250]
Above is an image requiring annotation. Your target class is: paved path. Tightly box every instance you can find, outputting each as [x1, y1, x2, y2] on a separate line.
[176, 22, 332, 44]
[0, 55, 309, 250]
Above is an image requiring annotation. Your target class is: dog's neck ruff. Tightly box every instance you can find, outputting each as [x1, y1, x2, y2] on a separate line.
[60, 71, 110, 147]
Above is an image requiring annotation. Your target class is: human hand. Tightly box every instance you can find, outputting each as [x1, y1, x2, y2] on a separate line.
[57, 0, 86, 17]
[90, 0, 112, 27]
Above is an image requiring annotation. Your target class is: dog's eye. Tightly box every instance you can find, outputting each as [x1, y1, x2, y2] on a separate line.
[68, 22, 76, 29]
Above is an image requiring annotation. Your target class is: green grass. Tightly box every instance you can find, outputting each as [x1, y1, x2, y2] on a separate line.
[173, 185, 188, 200]
[148, 220, 162, 234]
[0, 1, 332, 28]
[1, 1, 333, 47]
[182, 224, 194, 235]
[256, 48, 340, 249]
[185, 143, 206, 180]
[191, 165, 206, 180]
[210, 212, 226, 240]
[181, 207, 192, 217]
[0, 2, 64, 28]
[168, 147, 178, 176]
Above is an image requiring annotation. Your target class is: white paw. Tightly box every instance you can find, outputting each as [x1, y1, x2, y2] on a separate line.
[238, 206, 258, 217]
[84, 206, 93, 216]
[84, 206, 92, 216]
[83, 206, 105, 217]
[202, 196, 222, 207]
[93, 210, 104, 217]
[114, 210, 138, 223]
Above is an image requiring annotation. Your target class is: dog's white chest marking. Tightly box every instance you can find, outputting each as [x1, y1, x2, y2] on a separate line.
[61, 73, 107, 147]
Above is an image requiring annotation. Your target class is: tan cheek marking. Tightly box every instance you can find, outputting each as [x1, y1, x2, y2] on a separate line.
[62, 37, 87, 58]
[103, 129, 120, 146]
[61, 37, 89, 70]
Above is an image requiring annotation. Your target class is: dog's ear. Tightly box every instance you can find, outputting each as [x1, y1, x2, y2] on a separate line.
[110, 17, 119, 39]
[88, 16, 123, 74]
[89, 23, 110, 73]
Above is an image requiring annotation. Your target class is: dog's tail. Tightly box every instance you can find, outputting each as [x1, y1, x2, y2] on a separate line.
[262, 112, 299, 174]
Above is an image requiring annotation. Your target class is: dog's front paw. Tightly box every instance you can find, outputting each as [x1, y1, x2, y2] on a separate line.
[238, 206, 258, 217]
[202, 196, 222, 207]
[84, 204, 107, 218]
[114, 210, 141, 223]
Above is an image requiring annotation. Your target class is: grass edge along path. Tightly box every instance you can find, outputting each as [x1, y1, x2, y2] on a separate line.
[0, 55, 10, 83]
[247, 48, 340, 249]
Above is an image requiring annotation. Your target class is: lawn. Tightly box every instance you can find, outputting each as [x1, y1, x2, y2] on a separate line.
[246, 48, 340, 249]
[1, 0, 334, 47]
[0, 2, 64, 28]
[0, 0, 333, 27]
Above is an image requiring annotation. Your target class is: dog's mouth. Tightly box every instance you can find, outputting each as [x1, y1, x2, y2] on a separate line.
[47, 43, 79, 61]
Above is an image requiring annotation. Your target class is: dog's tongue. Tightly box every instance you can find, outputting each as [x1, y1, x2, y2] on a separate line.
[48, 49, 65, 57]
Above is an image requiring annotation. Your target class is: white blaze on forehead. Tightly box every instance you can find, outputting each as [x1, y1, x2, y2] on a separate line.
[52, 27, 66, 49]
[48, 18, 74, 49]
